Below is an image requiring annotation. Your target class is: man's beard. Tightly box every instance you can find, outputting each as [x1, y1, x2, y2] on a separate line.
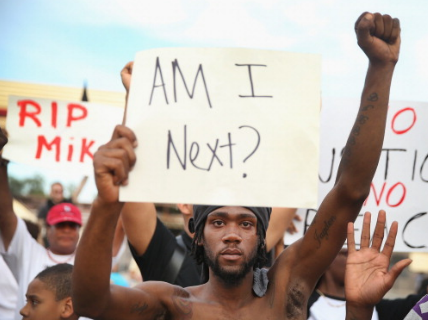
[203, 243, 258, 287]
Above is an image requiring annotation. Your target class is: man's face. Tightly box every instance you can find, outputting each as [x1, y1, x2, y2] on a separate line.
[46, 222, 80, 255]
[20, 278, 63, 320]
[50, 184, 64, 204]
[202, 207, 259, 286]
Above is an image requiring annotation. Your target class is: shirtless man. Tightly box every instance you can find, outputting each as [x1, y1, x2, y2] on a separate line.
[72, 12, 402, 319]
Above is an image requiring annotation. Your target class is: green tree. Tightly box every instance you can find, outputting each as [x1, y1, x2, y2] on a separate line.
[8, 174, 46, 197]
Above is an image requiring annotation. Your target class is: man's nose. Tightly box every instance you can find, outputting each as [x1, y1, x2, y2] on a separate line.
[221, 228, 242, 243]
[20, 303, 29, 318]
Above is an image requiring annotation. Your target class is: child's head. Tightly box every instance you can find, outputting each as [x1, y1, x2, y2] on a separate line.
[20, 264, 78, 320]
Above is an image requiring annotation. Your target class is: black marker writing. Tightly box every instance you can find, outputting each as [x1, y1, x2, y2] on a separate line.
[235, 64, 273, 98]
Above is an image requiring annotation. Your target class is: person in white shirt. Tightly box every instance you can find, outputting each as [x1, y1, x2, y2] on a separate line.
[0, 128, 82, 319]
[0, 255, 18, 319]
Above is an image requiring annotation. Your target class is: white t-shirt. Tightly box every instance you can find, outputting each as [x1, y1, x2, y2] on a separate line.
[0, 217, 75, 319]
[0, 255, 18, 320]
[308, 291, 379, 320]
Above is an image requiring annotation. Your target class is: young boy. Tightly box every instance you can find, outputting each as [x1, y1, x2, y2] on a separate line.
[20, 264, 78, 320]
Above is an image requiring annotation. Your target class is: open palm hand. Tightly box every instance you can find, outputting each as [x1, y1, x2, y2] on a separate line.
[345, 211, 412, 308]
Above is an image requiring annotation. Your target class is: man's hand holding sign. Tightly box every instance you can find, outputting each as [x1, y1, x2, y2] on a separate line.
[73, 12, 408, 320]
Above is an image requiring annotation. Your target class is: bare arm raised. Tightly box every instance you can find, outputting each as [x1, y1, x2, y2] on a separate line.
[0, 128, 18, 251]
[265, 207, 297, 252]
[121, 202, 157, 256]
[120, 60, 158, 257]
[72, 126, 169, 319]
[271, 12, 401, 297]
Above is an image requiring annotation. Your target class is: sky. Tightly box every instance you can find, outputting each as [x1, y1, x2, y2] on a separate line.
[1, 0, 428, 202]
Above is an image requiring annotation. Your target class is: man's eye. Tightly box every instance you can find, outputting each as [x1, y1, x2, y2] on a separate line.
[213, 221, 224, 226]
[31, 300, 39, 306]
[242, 221, 253, 228]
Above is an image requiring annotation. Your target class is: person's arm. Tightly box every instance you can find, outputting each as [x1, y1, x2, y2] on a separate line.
[70, 176, 88, 204]
[121, 202, 157, 256]
[265, 207, 296, 252]
[0, 128, 18, 251]
[345, 211, 411, 319]
[121, 61, 133, 124]
[271, 12, 401, 290]
[119, 60, 159, 256]
[112, 215, 125, 258]
[72, 125, 169, 319]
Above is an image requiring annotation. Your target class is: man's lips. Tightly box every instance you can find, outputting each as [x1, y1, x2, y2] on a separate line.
[221, 248, 242, 255]
[220, 248, 242, 260]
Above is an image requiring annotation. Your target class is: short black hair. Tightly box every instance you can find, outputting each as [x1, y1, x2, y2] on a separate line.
[35, 263, 73, 301]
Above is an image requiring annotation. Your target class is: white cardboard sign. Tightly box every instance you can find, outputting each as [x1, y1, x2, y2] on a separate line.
[121, 48, 321, 208]
[285, 98, 428, 253]
[3, 96, 123, 175]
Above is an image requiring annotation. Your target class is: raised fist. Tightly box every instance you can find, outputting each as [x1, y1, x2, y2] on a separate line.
[355, 12, 401, 66]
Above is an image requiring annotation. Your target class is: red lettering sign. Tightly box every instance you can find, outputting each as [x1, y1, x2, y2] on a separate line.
[391, 107, 416, 135]
[67, 104, 88, 127]
[18, 100, 42, 127]
[35, 136, 61, 161]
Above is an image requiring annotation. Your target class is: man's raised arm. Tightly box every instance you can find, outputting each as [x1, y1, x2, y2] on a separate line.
[0, 128, 18, 251]
[119, 60, 158, 258]
[72, 125, 168, 319]
[274, 12, 401, 288]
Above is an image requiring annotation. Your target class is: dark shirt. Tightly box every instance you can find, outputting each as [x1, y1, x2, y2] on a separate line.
[129, 217, 202, 287]
[37, 198, 72, 220]
[307, 290, 424, 320]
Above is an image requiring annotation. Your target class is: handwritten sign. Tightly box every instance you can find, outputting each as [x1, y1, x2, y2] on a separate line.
[285, 98, 428, 253]
[3, 96, 123, 175]
[120, 48, 321, 208]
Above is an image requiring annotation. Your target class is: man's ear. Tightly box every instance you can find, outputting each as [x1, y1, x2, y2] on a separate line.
[177, 204, 192, 215]
[60, 297, 76, 320]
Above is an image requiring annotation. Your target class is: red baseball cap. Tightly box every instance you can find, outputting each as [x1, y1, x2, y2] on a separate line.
[46, 203, 82, 226]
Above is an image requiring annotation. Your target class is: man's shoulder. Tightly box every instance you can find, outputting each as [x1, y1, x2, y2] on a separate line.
[14, 217, 43, 246]
[134, 280, 193, 298]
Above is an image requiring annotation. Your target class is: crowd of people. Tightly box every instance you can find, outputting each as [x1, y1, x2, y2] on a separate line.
[0, 11, 427, 320]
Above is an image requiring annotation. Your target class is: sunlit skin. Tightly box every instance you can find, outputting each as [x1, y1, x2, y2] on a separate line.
[20, 279, 66, 320]
[69, 12, 409, 319]
[201, 207, 259, 278]
[47, 222, 80, 255]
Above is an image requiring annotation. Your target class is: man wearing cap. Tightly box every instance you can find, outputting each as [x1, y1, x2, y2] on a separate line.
[37, 178, 87, 248]
[0, 134, 82, 319]
[73, 12, 403, 319]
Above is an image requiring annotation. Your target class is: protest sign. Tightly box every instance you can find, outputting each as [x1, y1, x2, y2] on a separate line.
[285, 98, 428, 252]
[3, 96, 123, 175]
[120, 48, 321, 207]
